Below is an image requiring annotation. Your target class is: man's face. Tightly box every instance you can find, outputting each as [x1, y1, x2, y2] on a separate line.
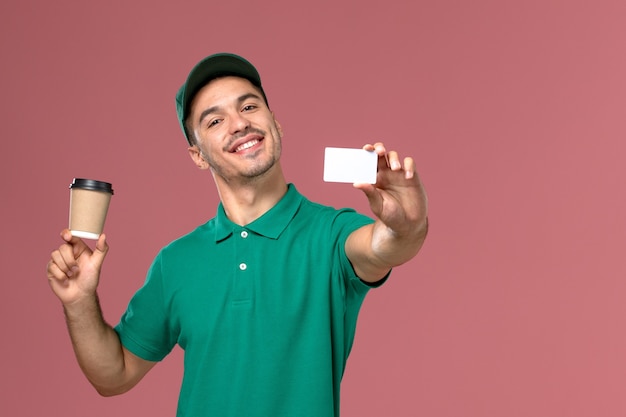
[188, 76, 282, 183]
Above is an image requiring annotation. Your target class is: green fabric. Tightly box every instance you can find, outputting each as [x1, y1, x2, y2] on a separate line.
[115, 184, 385, 416]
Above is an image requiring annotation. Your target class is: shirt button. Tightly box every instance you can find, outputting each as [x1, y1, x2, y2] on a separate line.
[241, 231, 248, 238]
[239, 263, 247, 271]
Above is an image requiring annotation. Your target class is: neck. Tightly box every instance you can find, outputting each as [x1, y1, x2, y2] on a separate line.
[213, 163, 288, 226]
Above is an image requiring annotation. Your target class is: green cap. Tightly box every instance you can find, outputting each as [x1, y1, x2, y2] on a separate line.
[175, 53, 267, 145]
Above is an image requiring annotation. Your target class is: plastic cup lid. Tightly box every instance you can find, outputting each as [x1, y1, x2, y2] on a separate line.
[69, 178, 114, 195]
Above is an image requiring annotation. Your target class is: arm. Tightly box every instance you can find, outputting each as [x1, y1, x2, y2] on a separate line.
[47, 230, 156, 396]
[346, 142, 429, 283]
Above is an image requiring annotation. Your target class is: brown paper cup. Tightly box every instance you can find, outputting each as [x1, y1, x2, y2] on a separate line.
[69, 178, 114, 240]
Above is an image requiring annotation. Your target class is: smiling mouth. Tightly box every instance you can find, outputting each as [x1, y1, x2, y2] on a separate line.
[233, 138, 261, 153]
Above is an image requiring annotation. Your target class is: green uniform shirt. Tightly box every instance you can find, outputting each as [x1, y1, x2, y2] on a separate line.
[115, 184, 386, 416]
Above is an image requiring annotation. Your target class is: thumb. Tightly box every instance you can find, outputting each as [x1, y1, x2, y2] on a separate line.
[354, 183, 383, 215]
[91, 233, 109, 267]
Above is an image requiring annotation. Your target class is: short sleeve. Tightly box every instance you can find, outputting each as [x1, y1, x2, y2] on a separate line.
[330, 209, 390, 295]
[114, 252, 177, 362]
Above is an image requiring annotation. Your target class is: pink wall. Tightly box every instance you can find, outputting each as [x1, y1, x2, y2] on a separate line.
[2, 1, 626, 416]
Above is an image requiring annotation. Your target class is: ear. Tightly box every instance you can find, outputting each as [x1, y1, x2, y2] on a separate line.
[272, 113, 283, 138]
[188, 145, 210, 170]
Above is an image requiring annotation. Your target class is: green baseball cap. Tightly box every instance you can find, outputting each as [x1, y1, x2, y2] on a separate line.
[175, 53, 268, 145]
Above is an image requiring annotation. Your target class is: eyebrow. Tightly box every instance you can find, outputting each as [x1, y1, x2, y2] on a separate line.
[197, 92, 263, 126]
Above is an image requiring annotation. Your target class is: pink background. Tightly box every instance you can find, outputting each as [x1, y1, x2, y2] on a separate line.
[2, 1, 626, 416]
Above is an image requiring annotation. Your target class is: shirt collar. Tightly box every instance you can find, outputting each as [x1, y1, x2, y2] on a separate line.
[214, 184, 303, 242]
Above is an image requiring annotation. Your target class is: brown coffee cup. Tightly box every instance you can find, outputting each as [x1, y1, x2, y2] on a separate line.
[69, 178, 114, 240]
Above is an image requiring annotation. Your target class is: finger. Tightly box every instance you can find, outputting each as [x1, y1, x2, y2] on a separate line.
[60, 228, 73, 242]
[372, 142, 388, 156]
[353, 183, 383, 215]
[91, 233, 109, 268]
[403, 157, 416, 179]
[61, 229, 93, 260]
[95, 233, 107, 253]
[47, 261, 70, 289]
[370, 143, 395, 170]
[57, 242, 80, 271]
[386, 151, 401, 171]
[48, 252, 75, 279]
[47, 260, 66, 280]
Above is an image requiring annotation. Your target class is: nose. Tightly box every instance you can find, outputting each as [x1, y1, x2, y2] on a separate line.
[229, 110, 251, 135]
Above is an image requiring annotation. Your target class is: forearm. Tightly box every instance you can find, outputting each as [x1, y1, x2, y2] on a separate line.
[371, 216, 428, 266]
[63, 294, 129, 396]
[348, 217, 428, 282]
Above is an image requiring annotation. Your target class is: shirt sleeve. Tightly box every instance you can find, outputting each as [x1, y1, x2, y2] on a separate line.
[327, 208, 390, 361]
[114, 251, 178, 362]
[331, 208, 390, 295]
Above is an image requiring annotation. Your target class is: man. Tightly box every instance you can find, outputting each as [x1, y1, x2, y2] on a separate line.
[47, 53, 428, 416]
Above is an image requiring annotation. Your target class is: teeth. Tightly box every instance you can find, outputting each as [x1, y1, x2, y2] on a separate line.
[235, 139, 259, 152]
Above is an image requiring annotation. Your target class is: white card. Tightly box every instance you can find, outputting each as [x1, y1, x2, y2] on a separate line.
[323, 147, 378, 184]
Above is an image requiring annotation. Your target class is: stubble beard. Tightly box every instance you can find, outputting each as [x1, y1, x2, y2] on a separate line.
[201, 126, 282, 185]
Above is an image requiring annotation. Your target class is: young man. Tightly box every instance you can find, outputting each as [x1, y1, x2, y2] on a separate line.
[47, 53, 429, 416]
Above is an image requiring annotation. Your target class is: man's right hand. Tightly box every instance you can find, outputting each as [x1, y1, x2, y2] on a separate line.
[47, 229, 109, 305]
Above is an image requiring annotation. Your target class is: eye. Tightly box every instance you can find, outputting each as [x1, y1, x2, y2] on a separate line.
[206, 118, 221, 129]
[242, 104, 257, 112]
